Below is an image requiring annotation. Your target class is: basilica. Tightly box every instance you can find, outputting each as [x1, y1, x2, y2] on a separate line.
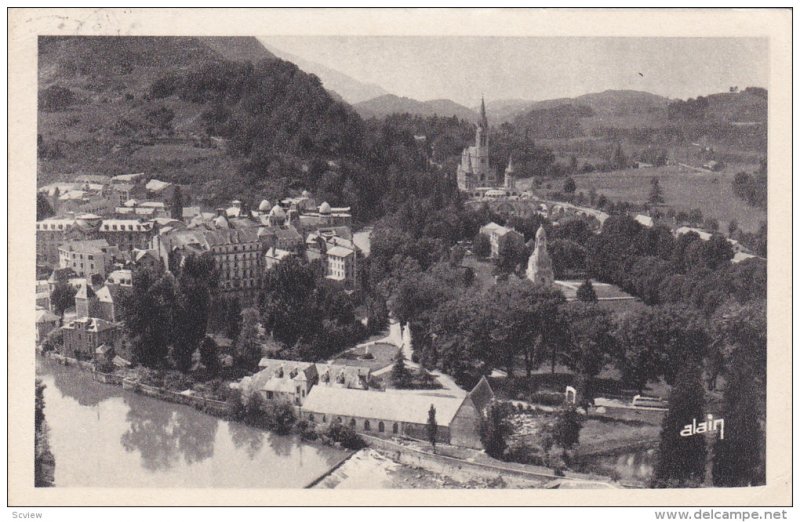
[456, 97, 516, 195]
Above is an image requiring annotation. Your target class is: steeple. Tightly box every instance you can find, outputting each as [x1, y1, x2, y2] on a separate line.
[479, 96, 488, 129]
[505, 154, 515, 174]
[526, 226, 555, 287]
[504, 155, 516, 191]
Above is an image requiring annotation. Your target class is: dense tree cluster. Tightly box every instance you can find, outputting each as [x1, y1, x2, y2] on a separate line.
[586, 215, 764, 312]
[119, 255, 216, 369]
[260, 257, 366, 362]
[731, 162, 767, 210]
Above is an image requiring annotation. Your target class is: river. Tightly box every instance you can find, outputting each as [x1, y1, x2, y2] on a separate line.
[36, 357, 349, 488]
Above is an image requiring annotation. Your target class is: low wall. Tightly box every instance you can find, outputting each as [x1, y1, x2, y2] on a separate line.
[122, 379, 230, 416]
[364, 435, 555, 485]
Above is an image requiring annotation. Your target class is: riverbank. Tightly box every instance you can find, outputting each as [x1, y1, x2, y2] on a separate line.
[36, 356, 351, 488]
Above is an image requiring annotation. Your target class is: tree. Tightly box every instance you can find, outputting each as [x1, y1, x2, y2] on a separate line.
[172, 254, 217, 372]
[648, 177, 664, 205]
[611, 142, 627, 169]
[563, 177, 576, 194]
[712, 347, 765, 487]
[709, 299, 765, 486]
[390, 351, 413, 389]
[118, 269, 178, 368]
[687, 208, 704, 226]
[34, 379, 54, 487]
[170, 185, 184, 220]
[199, 336, 220, 377]
[480, 401, 513, 459]
[426, 404, 438, 452]
[261, 257, 321, 347]
[473, 232, 491, 259]
[487, 279, 566, 377]
[50, 281, 77, 325]
[37, 192, 54, 221]
[225, 298, 242, 341]
[576, 279, 597, 303]
[551, 405, 582, 450]
[236, 307, 262, 370]
[562, 303, 615, 405]
[494, 236, 527, 276]
[262, 400, 297, 435]
[652, 362, 707, 487]
[727, 219, 739, 237]
[614, 306, 708, 392]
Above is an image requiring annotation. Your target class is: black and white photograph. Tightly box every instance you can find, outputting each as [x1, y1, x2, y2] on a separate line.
[8, 7, 792, 508]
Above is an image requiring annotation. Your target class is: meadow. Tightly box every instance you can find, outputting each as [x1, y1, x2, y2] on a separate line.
[569, 165, 767, 234]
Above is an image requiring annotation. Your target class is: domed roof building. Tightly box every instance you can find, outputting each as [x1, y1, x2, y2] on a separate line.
[318, 201, 332, 215]
[269, 204, 287, 226]
[258, 199, 271, 212]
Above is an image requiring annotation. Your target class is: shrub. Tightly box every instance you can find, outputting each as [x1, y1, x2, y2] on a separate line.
[480, 401, 514, 459]
[529, 391, 566, 407]
[323, 423, 366, 450]
[550, 406, 583, 449]
[262, 400, 297, 435]
[295, 419, 319, 441]
[226, 388, 245, 421]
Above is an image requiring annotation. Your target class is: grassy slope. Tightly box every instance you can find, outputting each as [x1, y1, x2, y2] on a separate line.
[37, 37, 266, 187]
[569, 166, 767, 234]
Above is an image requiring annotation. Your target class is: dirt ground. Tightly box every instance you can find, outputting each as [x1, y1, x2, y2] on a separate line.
[312, 448, 544, 489]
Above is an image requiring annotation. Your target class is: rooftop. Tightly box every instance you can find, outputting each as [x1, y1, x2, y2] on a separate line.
[302, 387, 468, 427]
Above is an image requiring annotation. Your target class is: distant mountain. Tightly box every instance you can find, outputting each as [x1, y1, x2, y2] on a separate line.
[259, 41, 389, 104]
[198, 36, 275, 63]
[481, 98, 537, 124]
[354, 94, 478, 121]
[485, 90, 671, 125]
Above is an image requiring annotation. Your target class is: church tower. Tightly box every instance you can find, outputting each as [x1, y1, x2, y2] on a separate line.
[527, 226, 555, 287]
[504, 155, 516, 192]
[456, 96, 497, 191]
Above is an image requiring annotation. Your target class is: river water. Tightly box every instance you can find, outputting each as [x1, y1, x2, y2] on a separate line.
[36, 357, 348, 488]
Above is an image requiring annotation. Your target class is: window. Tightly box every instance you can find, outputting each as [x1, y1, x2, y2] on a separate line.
[378, 421, 385, 433]
[392, 423, 399, 434]
[322, 415, 327, 423]
[349, 418, 356, 428]
[364, 420, 370, 431]
[267, 391, 273, 400]
[309, 414, 315, 422]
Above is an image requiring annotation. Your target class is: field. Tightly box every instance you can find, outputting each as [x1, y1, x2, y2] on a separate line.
[568, 165, 767, 234]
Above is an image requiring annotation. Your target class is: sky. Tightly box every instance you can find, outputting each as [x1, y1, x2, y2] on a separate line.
[259, 36, 768, 106]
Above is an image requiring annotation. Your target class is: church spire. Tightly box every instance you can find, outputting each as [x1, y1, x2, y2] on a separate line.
[479, 96, 488, 129]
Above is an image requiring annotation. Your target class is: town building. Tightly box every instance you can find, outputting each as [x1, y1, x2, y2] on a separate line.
[61, 317, 121, 360]
[479, 222, 524, 259]
[264, 245, 294, 270]
[251, 359, 319, 406]
[301, 378, 492, 449]
[36, 215, 104, 266]
[58, 239, 123, 281]
[503, 155, 517, 194]
[526, 225, 555, 287]
[98, 219, 155, 253]
[36, 280, 51, 310]
[36, 309, 60, 344]
[457, 97, 497, 191]
[298, 202, 353, 230]
[306, 230, 359, 288]
[158, 227, 270, 300]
